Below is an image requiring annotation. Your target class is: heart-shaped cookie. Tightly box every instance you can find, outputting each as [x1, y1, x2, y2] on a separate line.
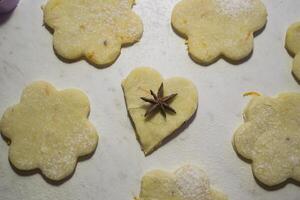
[122, 67, 198, 155]
[136, 165, 228, 200]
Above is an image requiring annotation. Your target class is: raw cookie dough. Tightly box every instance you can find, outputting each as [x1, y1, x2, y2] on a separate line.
[135, 165, 228, 200]
[43, 0, 143, 66]
[285, 22, 300, 81]
[171, 0, 267, 65]
[122, 67, 198, 155]
[0, 81, 99, 181]
[233, 93, 300, 186]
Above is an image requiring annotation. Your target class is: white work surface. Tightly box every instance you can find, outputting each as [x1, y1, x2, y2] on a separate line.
[0, 0, 300, 199]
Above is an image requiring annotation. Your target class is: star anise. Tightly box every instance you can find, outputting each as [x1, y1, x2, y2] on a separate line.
[141, 83, 177, 118]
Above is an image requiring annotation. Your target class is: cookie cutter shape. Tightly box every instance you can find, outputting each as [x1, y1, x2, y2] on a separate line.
[43, 0, 143, 67]
[122, 67, 198, 155]
[0, 81, 99, 181]
[233, 93, 300, 186]
[171, 0, 267, 65]
[286, 22, 300, 81]
[136, 165, 228, 200]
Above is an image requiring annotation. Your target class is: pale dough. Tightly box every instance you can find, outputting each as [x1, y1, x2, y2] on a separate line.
[171, 0, 267, 65]
[122, 67, 198, 155]
[136, 165, 228, 200]
[285, 22, 300, 81]
[233, 93, 300, 186]
[43, 0, 143, 66]
[0, 81, 99, 181]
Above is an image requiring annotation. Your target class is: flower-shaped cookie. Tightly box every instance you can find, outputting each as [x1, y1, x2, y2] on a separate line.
[286, 22, 300, 81]
[233, 93, 300, 186]
[135, 165, 228, 200]
[122, 67, 198, 155]
[171, 0, 267, 65]
[0, 81, 98, 181]
[43, 0, 143, 66]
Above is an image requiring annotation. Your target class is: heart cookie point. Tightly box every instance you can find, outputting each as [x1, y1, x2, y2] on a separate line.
[122, 67, 198, 155]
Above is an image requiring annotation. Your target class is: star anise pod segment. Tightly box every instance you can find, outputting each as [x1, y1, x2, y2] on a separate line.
[141, 83, 177, 118]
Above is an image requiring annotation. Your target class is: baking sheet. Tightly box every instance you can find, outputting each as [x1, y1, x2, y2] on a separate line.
[0, 0, 300, 199]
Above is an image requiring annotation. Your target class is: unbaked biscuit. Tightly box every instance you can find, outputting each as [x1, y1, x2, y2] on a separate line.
[43, 0, 143, 66]
[0, 81, 99, 181]
[233, 93, 300, 186]
[135, 165, 228, 200]
[171, 0, 267, 65]
[285, 22, 300, 81]
[122, 67, 198, 155]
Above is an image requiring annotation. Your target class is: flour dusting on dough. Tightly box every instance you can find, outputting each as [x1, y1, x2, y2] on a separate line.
[171, 0, 267, 64]
[137, 165, 228, 200]
[233, 93, 300, 186]
[43, 0, 143, 66]
[0, 81, 99, 181]
[215, 0, 253, 16]
[175, 165, 211, 200]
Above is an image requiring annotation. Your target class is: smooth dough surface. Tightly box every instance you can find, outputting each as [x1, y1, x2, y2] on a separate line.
[122, 67, 198, 155]
[0, 81, 99, 181]
[136, 165, 228, 200]
[43, 0, 143, 66]
[286, 22, 300, 80]
[171, 0, 267, 64]
[233, 93, 300, 186]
